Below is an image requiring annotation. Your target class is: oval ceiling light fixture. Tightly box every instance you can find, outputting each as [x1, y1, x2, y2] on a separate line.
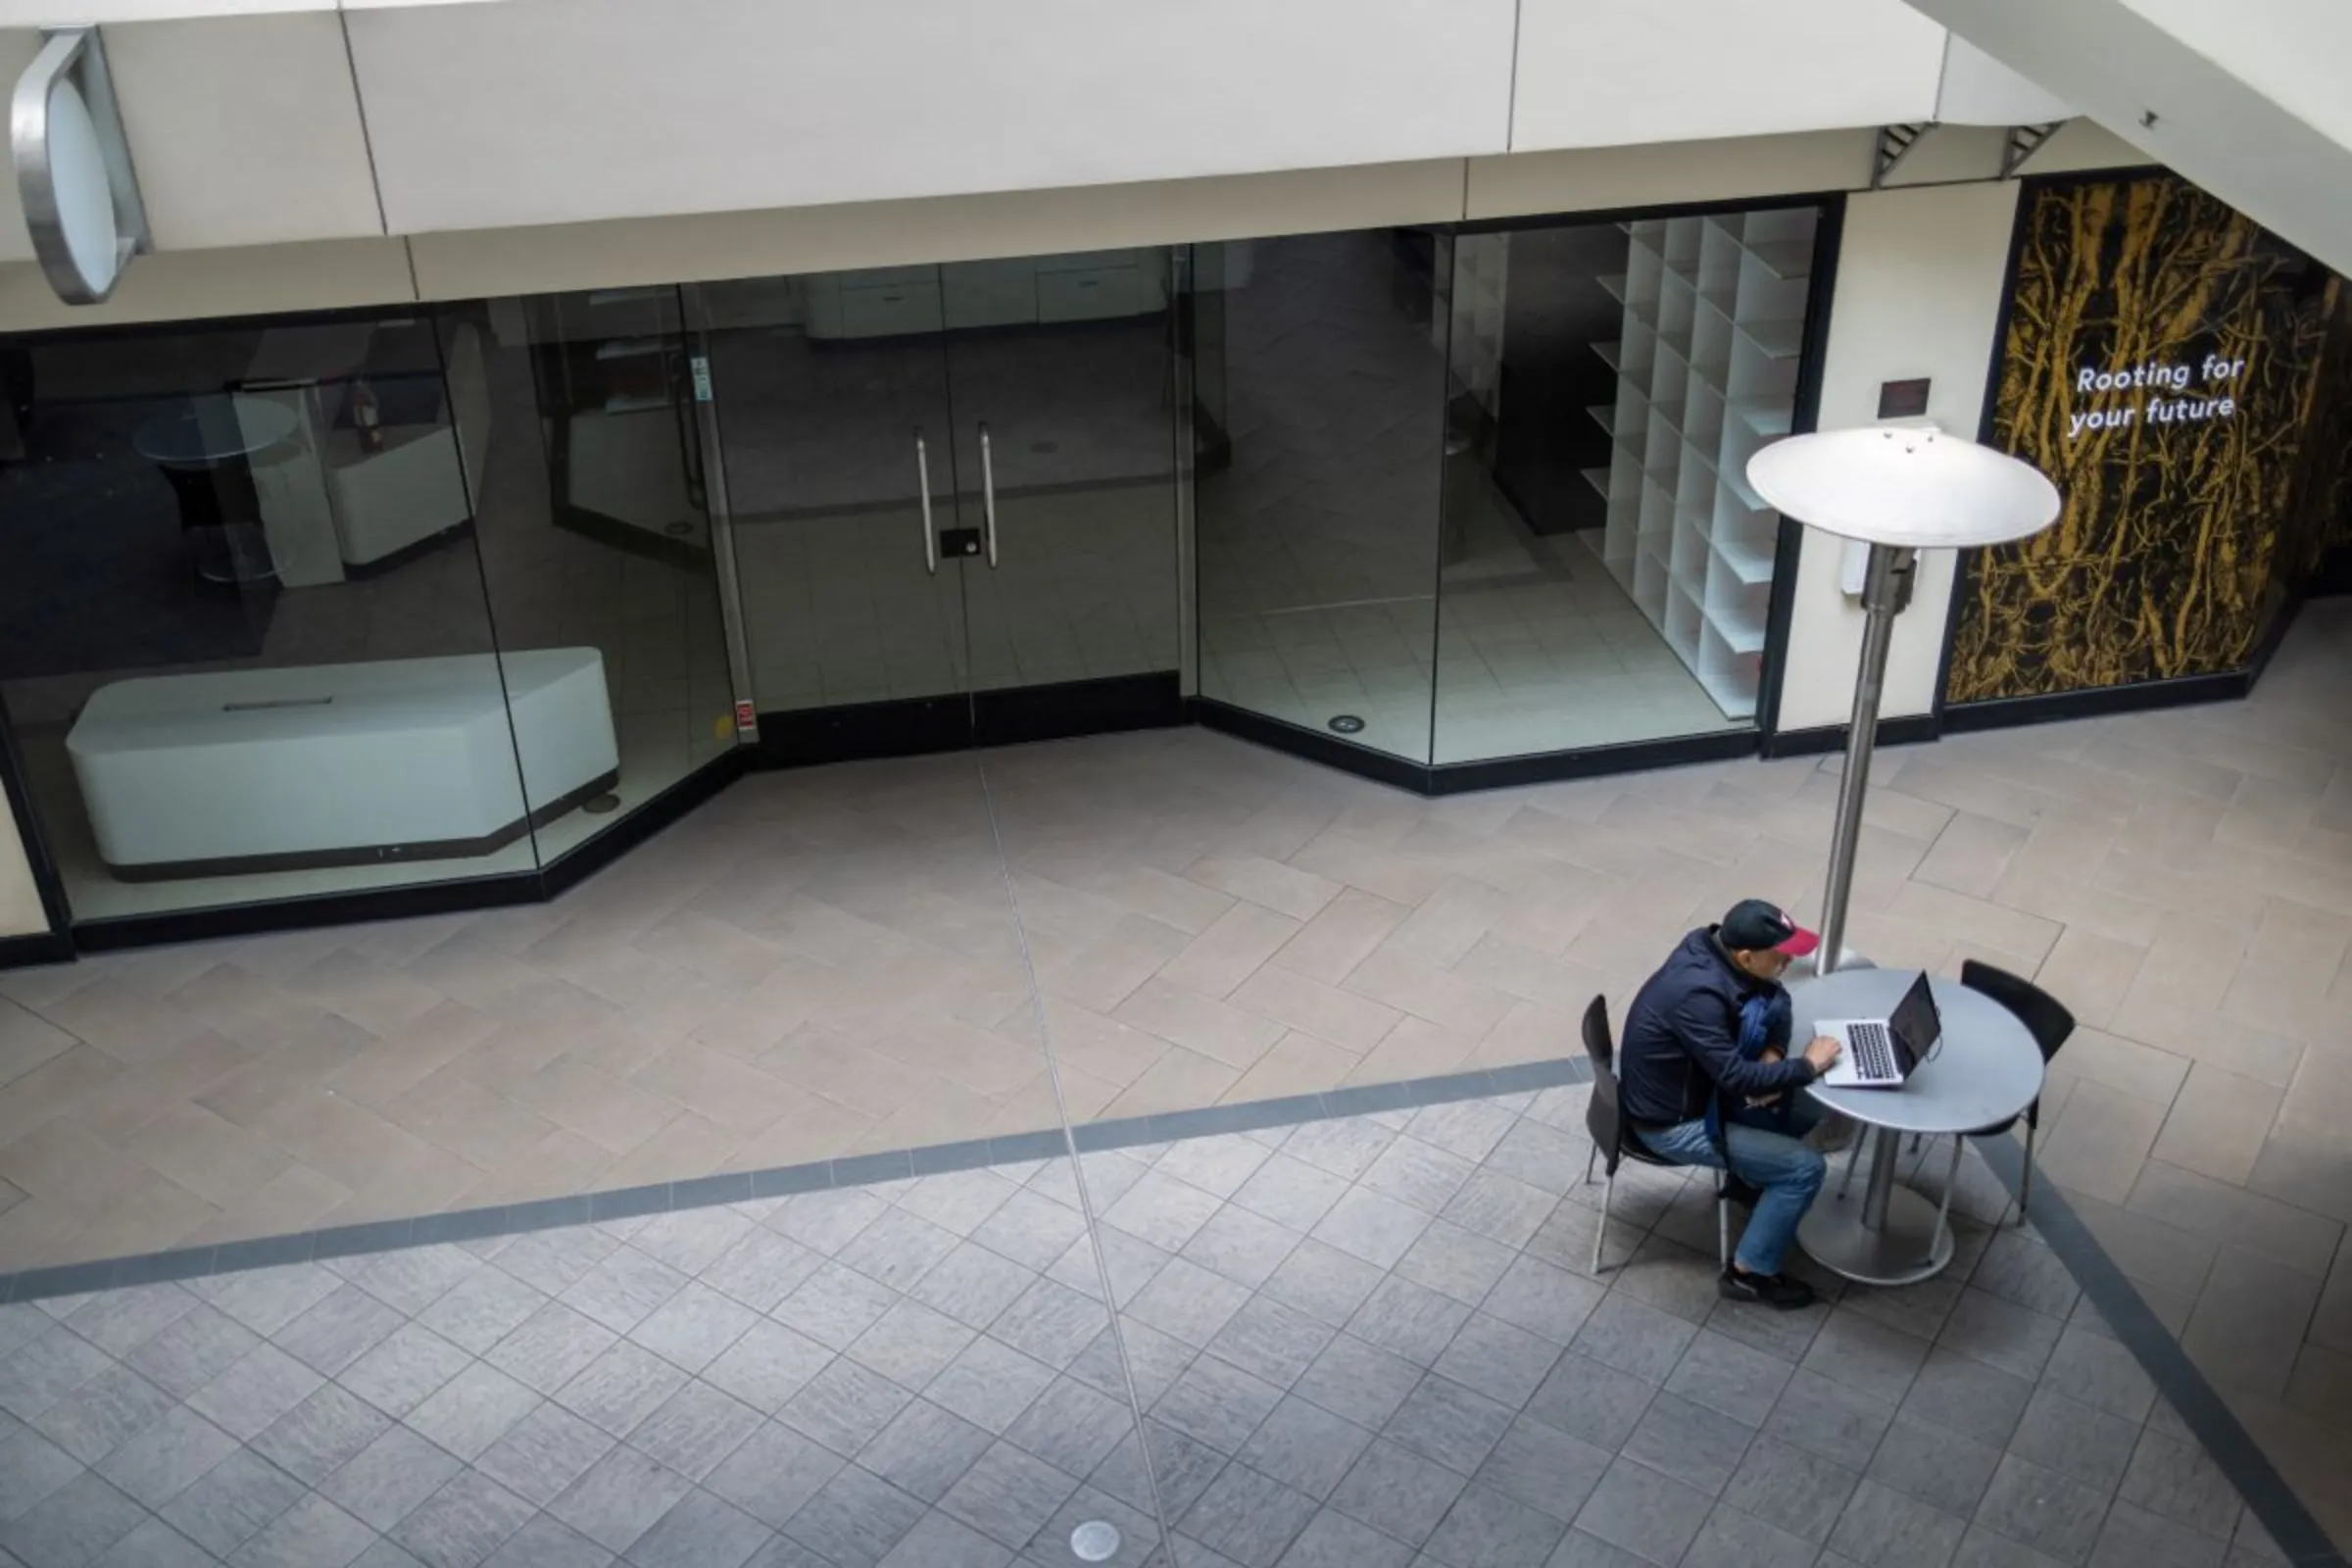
[12, 26, 149, 307]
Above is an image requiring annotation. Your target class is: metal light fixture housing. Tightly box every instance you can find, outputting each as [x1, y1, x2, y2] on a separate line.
[1746, 424, 2061, 549]
[1743, 425, 2060, 976]
[13, 25, 149, 306]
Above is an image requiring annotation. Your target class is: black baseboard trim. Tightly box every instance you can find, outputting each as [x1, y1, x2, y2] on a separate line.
[1941, 669, 2251, 734]
[752, 695, 974, 768]
[0, 929, 74, 968]
[539, 749, 748, 900]
[551, 505, 711, 573]
[1193, 697, 1766, 797]
[973, 671, 1184, 749]
[1427, 728, 1757, 795]
[1192, 699, 1431, 793]
[754, 672, 1185, 770]
[67, 868, 546, 955]
[1760, 712, 1942, 760]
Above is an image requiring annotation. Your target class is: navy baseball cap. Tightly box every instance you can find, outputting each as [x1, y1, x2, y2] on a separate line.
[1720, 899, 1820, 957]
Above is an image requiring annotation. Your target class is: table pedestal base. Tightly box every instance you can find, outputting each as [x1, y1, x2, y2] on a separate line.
[1797, 1180, 1954, 1287]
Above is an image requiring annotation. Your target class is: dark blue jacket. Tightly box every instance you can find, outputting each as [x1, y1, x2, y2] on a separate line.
[1617, 927, 1817, 1128]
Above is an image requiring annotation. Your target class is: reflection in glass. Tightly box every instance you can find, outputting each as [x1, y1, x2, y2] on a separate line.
[0, 315, 539, 920]
[1436, 209, 1818, 762]
[941, 252, 1181, 706]
[701, 252, 1179, 735]
[465, 291, 737, 861]
[1192, 231, 1449, 764]
[700, 270, 971, 715]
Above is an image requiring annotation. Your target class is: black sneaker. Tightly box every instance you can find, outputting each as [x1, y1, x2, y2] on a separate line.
[1719, 1267, 1816, 1311]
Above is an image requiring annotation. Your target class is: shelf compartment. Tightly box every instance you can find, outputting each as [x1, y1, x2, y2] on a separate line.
[1692, 659, 1760, 719]
[1744, 239, 1813, 281]
[1734, 315, 1805, 360]
[1709, 528, 1776, 585]
[1705, 596, 1766, 655]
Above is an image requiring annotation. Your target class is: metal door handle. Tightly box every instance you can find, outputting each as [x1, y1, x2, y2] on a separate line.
[978, 421, 999, 567]
[914, 429, 939, 575]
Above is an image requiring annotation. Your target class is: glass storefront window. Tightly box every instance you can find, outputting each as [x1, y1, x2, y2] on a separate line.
[0, 315, 540, 922]
[1191, 231, 1449, 765]
[0, 294, 744, 931]
[1436, 207, 1819, 764]
[458, 292, 737, 863]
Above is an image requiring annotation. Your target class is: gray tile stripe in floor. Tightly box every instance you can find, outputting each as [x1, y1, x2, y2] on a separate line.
[1970, 1135, 2345, 1567]
[0, 1052, 2337, 1566]
[0, 1061, 1586, 1307]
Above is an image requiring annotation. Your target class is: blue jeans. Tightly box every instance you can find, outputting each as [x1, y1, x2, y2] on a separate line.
[1637, 1101, 1825, 1276]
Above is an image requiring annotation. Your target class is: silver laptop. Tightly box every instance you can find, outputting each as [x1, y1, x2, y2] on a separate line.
[1816, 970, 1939, 1089]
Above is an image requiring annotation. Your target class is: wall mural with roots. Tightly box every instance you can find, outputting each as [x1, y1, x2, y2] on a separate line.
[1946, 172, 2352, 706]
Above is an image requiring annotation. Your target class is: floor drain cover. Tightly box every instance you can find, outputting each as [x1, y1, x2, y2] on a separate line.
[1328, 714, 1366, 734]
[582, 794, 621, 815]
[1070, 1521, 1121, 1561]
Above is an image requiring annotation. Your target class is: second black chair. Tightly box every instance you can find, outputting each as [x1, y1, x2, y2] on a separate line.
[1953, 959, 2076, 1224]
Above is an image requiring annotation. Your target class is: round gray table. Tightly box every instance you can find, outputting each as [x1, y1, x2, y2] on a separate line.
[1791, 968, 2043, 1286]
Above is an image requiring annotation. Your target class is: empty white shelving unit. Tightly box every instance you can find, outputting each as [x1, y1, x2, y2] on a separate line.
[1587, 211, 1816, 718]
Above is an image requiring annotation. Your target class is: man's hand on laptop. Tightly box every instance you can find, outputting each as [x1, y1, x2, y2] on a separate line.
[1802, 1035, 1842, 1074]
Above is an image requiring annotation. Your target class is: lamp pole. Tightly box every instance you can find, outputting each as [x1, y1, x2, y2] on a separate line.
[1813, 542, 1909, 978]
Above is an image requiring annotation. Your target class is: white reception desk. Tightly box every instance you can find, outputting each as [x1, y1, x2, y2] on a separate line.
[68, 650, 619, 881]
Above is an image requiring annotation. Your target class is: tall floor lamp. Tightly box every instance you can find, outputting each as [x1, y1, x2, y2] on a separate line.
[1745, 426, 2060, 972]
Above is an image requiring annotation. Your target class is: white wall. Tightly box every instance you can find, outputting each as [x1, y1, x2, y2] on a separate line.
[0, 13, 381, 259]
[1511, 0, 1946, 151]
[348, 0, 1517, 235]
[0, 0, 2181, 273]
[410, 160, 1471, 301]
[0, 236, 413, 330]
[1910, 0, 2352, 277]
[1774, 179, 2021, 732]
[1933, 36, 2073, 125]
[0, 120, 2154, 330]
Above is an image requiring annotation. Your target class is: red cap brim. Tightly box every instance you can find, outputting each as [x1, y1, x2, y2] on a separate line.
[1776, 926, 1821, 957]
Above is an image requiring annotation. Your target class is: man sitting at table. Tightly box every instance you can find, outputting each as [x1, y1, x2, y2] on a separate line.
[1618, 899, 1843, 1310]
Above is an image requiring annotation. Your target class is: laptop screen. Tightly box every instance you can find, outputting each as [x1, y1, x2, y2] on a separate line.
[1887, 971, 1941, 1072]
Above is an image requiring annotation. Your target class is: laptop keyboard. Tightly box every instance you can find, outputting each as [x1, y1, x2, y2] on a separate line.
[1848, 1021, 1896, 1081]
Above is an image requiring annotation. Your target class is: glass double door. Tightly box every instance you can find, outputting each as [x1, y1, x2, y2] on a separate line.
[700, 250, 1180, 755]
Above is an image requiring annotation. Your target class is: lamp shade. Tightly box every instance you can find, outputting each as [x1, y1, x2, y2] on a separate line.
[1745, 426, 2060, 549]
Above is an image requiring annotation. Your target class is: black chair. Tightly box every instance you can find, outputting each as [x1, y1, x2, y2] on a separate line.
[1581, 995, 1740, 1274]
[1956, 959, 2077, 1225]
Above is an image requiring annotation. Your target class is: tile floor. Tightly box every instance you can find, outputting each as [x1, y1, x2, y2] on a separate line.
[0, 1086, 2300, 1568]
[0, 598, 2347, 1549]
